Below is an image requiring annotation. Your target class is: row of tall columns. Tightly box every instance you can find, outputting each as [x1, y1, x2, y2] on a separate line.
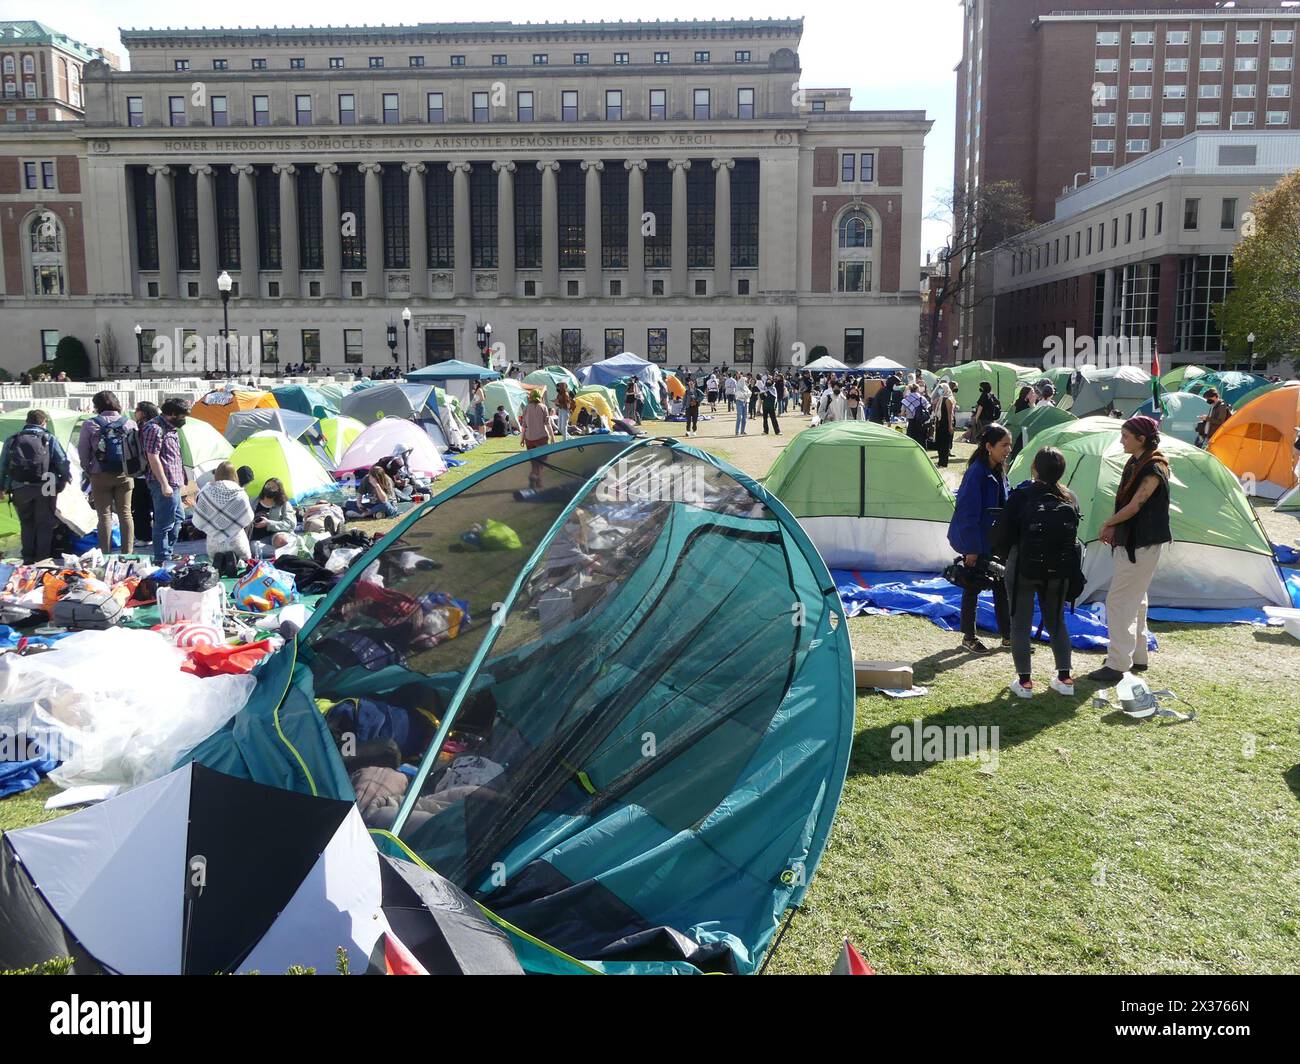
[145, 157, 739, 299]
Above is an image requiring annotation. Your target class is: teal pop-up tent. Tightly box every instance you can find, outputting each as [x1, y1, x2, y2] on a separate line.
[181, 437, 854, 975]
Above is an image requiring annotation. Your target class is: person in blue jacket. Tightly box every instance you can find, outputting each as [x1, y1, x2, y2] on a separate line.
[948, 423, 1013, 654]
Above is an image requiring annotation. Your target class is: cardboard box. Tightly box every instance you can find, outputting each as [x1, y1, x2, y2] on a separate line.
[854, 660, 914, 691]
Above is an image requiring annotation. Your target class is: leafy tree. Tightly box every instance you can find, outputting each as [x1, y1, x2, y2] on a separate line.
[1216, 168, 1300, 370]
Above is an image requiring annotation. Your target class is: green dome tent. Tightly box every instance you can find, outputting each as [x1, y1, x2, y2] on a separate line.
[1067, 365, 1160, 417]
[543, 365, 580, 391]
[1008, 417, 1289, 609]
[577, 383, 622, 418]
[228, 430, 335, 502]
[1004, 403, 1077, 458]
[484, 379, 530, 431]
[1135, 391, 1210, 445]
[523, 369, 571, 403]
[609, 378, 665, 420]
[182, 438, 853, 975]
[177, 418, 234, 475]
[312, 415, 367, 468]
[0, 408, 85, 449]
[272, 384, 339, 420]
[765, 421, 956, 571]
[944, 360, 1027, 411]
[1160, 364, 1208, 391]
[1278, 485, 1300, 513]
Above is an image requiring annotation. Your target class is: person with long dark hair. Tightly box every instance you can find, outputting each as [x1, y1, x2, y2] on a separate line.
[990, 446, 1079, 698]
[948, 423, 1013, 654]
[1088, 415, 1172, 683]
[933, 380, 956, 467]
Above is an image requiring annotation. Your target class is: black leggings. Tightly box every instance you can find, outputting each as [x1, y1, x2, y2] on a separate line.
[961, 580, 1009, 640]
[685, 406, 699, 432]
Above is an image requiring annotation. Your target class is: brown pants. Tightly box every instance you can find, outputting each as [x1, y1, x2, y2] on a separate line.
[90, 471, 134, 554]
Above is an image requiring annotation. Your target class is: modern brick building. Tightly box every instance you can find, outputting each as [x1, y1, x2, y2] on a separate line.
[990, 130, 1300, 369]
[0, 19, 930, 377]
[953, 1, 1300, 361]
[1, 21, 120, 124]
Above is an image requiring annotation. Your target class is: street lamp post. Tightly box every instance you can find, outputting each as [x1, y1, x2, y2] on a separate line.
[217, 270, 233, 375]
[402, 307, 412, 374]
[93, 334, 102, 380]
[134, 324, 143, 378]
[386, 323, 398, 374]
[952, 338, 960, 365]
[1247, 332, 1256, 374]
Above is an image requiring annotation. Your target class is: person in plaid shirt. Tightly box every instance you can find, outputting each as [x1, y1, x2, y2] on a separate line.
[141, 398, 190, 564]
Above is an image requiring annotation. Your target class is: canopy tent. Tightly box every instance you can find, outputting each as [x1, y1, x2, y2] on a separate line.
[765, 421, 956, 571]
[1008, 417, 1289, 609]
[805, 355, 852, 373]
[271, 384, 338, 420]
[228, 430, 335, 503]
[336, 417, 449, 479]
[484, 379, 530, 431]
[311, 415, 367, 469]
[1160, 364, 1209, 391]
[0, 408, 86, 449]
[224, 407, 319, 446]
[1003, 403, 1077, 458]
[1066, 364, 1159, 418]
[406, 360, 501, 411]
[570, 392, 614, 426]
[1186, 370, 1273, 408]
[1207, 382, 1300, 499]
[943, 360, 1026, 411]
[191, 389, 279, 435]
[339, 383, 437, 425]
[1135, 390, 1211, 445]
[182, 437, 853, 975]
[860, 356, 907, 374]
[0, 762, 522, 975]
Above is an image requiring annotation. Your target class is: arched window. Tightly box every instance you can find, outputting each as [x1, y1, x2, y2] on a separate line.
[2, 56, 15, 76]
[22, 55, 34, 75]
[27, 212, 66, 296]
[834, 207, 876, 293]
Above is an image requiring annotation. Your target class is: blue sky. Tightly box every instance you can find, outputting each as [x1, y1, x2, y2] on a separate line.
[39, 0, 962, 262]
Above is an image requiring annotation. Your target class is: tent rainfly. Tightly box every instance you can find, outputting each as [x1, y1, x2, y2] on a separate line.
[1207, 382, 1300, 499]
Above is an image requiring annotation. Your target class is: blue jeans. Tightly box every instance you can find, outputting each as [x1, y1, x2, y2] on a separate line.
[149, 480, 183, 564]
[367, 500, 399, 518]
[735, 405, 748, 434]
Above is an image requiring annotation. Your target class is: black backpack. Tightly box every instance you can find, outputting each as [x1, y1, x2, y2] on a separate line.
[53, 589, 124, 631]
[1018, 490, 1085, 602]
[7, 429, 51, 486]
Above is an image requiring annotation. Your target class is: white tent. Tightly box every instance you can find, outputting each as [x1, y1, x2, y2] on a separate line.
[862, 356, 909, 373]
[805, 355, 851, 372]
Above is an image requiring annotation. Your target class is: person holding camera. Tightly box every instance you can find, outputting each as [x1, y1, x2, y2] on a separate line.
[948, 423, 1013, 654]
[990, 446, 1081, 698]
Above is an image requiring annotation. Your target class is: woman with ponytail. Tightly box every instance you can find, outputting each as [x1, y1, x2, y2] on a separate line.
[1088, 415, 1171, 683]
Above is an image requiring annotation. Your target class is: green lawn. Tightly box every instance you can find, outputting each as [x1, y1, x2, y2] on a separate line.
[4, 425, 1299, 974]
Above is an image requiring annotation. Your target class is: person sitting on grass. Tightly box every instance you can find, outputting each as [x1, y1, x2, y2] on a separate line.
[360, 464, 400, 519]
[192, 460, 255, 576]
[251, 476, 297, 553]
[487, 405, 511, 438]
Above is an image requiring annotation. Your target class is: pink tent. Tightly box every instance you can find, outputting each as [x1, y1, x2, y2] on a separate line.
[335, 418, 448, 478]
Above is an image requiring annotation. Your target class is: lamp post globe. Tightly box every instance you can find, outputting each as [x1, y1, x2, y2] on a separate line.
[217, 270, 233, 374]
[402, 307, 412, 374]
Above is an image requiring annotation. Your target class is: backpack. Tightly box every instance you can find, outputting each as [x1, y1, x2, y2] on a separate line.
[53, 588, 125, 631]
[983, 393, 1002, 422]
[7, 429, 51, 486]
[92, 414, 133, 474]
[912, 394, 932, 422]
[1018, 490, 1085, 602]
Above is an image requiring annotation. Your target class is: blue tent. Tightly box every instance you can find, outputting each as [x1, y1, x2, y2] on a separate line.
[272, 384, 339, 419]
[180, 437, 853, 975]
[406, 359, 502, 383]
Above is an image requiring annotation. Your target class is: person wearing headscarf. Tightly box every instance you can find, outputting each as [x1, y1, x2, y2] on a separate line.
[1088, 415, 1171, 683]
[933, 380, 956, 467]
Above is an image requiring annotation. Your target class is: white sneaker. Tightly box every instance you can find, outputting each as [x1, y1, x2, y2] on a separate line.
[1010, 679, 1034, 699]
[1050, 677, 1076, 696]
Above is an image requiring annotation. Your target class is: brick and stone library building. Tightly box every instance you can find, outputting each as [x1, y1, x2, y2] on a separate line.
[0, 19, 930, 376]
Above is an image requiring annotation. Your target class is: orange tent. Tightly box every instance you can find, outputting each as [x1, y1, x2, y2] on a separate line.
[1208, 382, 1300, 498]
[664, 374, 686, 399]
[191, 389, 280, 436]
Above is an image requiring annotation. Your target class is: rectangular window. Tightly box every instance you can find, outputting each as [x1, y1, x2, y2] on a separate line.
[408, 56, 425, 68]
[423, 166, 453, 269]
[169, 96, 186, 127]
[517, 91, 534, 122]
[605, 89, 622, 121]
[1130, 85, 1152, 99]
[654, 52, 669, 64]
[41, 330, 60, 361]
[296, 94, 312, 126]
[301, 329, 320, 364]
[1270, 57, 1293, 72]
[1268, 84, 1292, 98]
[1200, 57, 1223, 72]
[1221, 198, 1237, 230]
[1234, 83, 1257, 98]
[841, 153, 855, 182]
[737, 87, 754, 119]
[1232, 111, 1256, 126]
[1128, 113, 1150, 126]
[1197, 112, 1220, 126]
[1092, 139, 1116, 152]
[574, 53, 589, 65]
[1140, 207, 1147, 239]
[1166, 30, 1189, 46]
[427, 92, 444, 124]
[562, 90, 578, 122]
[1162, 112, 1185, 126]
[649, 89, 666, 120]
[812, 99, 827, 111]
[1235, 57, 1258, 72]
[560, 329, 581, 364]
[381, 165, 408, 269]
[492, 54, 507, 66]
[1273, 29, 1295, 45]
[22, 161, 36, 188]
[251, 58, 267, 70]
[731, 159, 759, 268]
[1202, 29, 1224, 45]
[1156, 202, 1163, 234]
[647, 328, 668, 363]
[369, 57, 384, 69]
[210, 96, 227, 127]
[1163, 85, 1187, 99]
[1237, 29, 1260, 45]
[532, 54, 548, 66]
[1126, 213, 1132, 243]
[695, 51, 711, 63]
[643, 161, 671, 267]
[174, 59, 190, 72]
[1096, 59, 1118, 73]
[1165, 58, 1188, 72]
[860, 153, 875, 182]
[1130, 58, 1153, 73]
[450, 55, 465, 67]
[1097, 31, 1119, 46]
[1199, 85, 1221, 98]
[690, 328, 711, 363]
[603, 328, 624, 358]
[383, 93, 399, 124]
[1184, 197, 1199, 230]
[1267, 110, 1290, 125]
[344, 329, 363, 364]
[1127, 138, 1150, 152]
[330, 57, 344, 69]
[339, 166, 365, 270]
[1095, 112, 1117, 126]
[518, 330, 538, 361]
[837, 262, 871, 293]
[600, 165, 627, 268]
[339, 94, 355, 125]
[686, 163, 714, 268]
[615, 52, 629, 65]
[255, 166, 280, 270]
[732, 327, 754, 363]
[1131, 31, 1154, 46]
[258, 329, 278, 364]
[736, 50, 751, 63]
[473, 92, 489, 123]
[290, 58, 305, 70]
[693, 88, 710, 120]
[470, 163, 498, 269]
[253, 95, 269, 126]
[127, 96, 143, 126]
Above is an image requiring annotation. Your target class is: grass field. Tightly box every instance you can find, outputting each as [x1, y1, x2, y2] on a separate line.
[4, 415, 1298, 974]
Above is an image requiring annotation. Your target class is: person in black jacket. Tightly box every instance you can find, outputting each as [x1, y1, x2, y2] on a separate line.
[990, 446, 1079, 699]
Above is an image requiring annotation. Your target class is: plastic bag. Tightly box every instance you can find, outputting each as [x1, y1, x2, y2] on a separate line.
[233, 561, 298, 612]
[0, 627, 255, 790]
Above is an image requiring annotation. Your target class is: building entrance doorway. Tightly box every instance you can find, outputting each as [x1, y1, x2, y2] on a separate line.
[424, 328, 456, 364]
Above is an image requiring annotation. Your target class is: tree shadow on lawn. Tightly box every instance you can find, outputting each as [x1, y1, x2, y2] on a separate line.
[850, 693, 1078, 778]
[1285, 764, 1300, 802]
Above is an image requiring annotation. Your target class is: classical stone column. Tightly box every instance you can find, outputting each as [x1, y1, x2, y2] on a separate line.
[360, 162, 384, 296]
[273, 163, 299, 297]
[712, 158, 734, 296]
[449, 161, 472, 298]
[581, 160, 603, 296]
[402, 163, 428, 298]
[191, 164, 218, 296]
[493, 161, 516, 297]
[232, 164, 259, 297]
[624, 159, 646, 295]
[538, 160, 560, 297]
[668, 158, 690, 296]
[316, 163, 341, 298]
[148, 164, 178, 299]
